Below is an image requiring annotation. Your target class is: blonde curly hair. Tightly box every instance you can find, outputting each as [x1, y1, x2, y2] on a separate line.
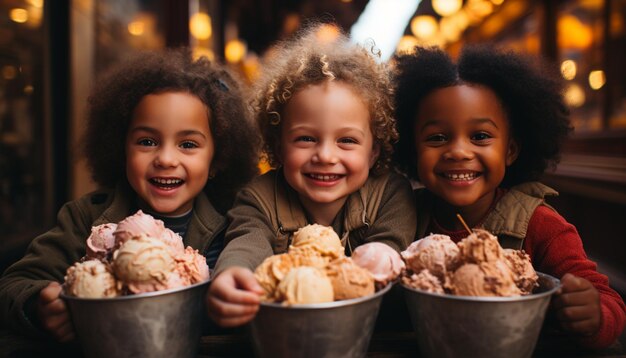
[254, 24, 398, 175]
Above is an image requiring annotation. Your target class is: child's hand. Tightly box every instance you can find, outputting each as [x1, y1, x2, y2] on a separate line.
[206, 267, 264, 327]
[552, 273, 601, 336]
[36, 282, 75, 342]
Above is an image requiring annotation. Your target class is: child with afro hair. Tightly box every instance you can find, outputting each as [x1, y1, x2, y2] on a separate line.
[0, 48, 260, 343]
[393, 45, 624, 349]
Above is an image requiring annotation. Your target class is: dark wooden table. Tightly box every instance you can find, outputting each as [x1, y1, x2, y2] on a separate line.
[2, 329, 623, 357]
[196, 331, 625, 358]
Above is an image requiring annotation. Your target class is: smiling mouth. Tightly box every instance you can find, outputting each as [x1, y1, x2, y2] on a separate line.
[439, 172, 481, 181]
[305, 173, 344, 181]
[150, 177, 184, 189]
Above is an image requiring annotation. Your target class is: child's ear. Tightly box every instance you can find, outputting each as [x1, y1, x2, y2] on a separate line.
[369, 143, 381, 169]
[505, 138, 520, 166]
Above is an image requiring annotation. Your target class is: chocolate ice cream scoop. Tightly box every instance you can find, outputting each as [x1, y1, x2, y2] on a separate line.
[402, 234, 459, 280]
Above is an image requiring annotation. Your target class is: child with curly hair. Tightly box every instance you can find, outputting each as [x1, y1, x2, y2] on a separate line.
[393, 45, 625, 349]
[206, 25, 417, 327]
[0, 48, 260, 343]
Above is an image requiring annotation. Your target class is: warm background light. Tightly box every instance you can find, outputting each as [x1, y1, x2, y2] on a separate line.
[411, 15, 438, 39]
[565, 83, 585, 108]
[588, 70, 605, 90]
[432, 0, 463, 17]
[10, 8, 28, 23]
[128, 21, 145, 36]
[316, 24, 340, 43]
[190, 13, 212, 40]
[225, 39, 246, 63]
[560, 60, 577, 80]
[396, 35, 419, 54]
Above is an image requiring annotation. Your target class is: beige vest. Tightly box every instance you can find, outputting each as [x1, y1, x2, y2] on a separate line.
[246, 170, 390, 254]
[415, 182, 558, 249]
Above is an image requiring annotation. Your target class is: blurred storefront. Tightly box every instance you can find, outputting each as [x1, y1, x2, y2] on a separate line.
[1, 0, 625, 295]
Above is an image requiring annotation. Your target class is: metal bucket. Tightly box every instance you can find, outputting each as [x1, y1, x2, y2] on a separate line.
[249, 283, 392, 358]
[402, 272, 560, 358]
[61, 280, 210, 358]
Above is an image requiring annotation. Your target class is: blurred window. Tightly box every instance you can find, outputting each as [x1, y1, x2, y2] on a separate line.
[95, 0, 166, 72]
[0, 0, 46, 237]
[557, 0, 605, 132]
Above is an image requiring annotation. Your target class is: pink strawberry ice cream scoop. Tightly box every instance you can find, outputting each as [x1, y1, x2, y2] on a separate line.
[402, 234, 459, 280]
[86, 223, 118, 259]
[352, 242, 405, 286]
[114, 210, 165, 246]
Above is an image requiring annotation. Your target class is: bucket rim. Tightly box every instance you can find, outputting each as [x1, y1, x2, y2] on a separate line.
[401, 271, 560, 302]
[60, 278, 210, 302]
[259, 281, 393, 310]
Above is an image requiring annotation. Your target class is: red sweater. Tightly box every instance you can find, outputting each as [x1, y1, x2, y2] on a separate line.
[429, 205, 626, 349]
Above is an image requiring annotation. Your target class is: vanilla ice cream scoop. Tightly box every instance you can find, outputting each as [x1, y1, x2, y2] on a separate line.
[289, 224, 344, 260]
[276, 266, 334, 305]
[86, 223, 118, 259]
[112, 234, 175, 293]
[352, 242, 405, 286]
[325, 257, 374, 300]
[402, 234, 459, 280]
[64, 260, 120, 298]
[114, 210, 165, 246]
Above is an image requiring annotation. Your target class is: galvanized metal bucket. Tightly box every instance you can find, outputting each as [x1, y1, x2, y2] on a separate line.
[61, 279, 210, 358]
[249, 283, 392, 358]
[402, 272, 560, 358]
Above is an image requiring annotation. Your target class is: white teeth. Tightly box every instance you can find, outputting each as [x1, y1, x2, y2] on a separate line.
[445, 172, 477, 181]
[309, 174, 340, 181]
[152, 178, 182, 185]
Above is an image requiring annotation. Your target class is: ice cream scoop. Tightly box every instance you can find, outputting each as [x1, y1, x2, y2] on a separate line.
[173, 247, 210, 286]
[276, 266, 334, 305]
[113, 234, 175, 293]
[457, 229, 503, 264]
[114, 210, 165, 246]
[289, 224, 344, 260]
[402, 269, 444, 294]
[86, 223, 118, 259]
[325, 257, 375, 300]
[447, 260, 521, 297]
[254, 253, 299, 300]
[402, 234, 459, 280]
[503, 249, 538, 294]
[64, 260, 120, 298]
[352, 242, 405, 286]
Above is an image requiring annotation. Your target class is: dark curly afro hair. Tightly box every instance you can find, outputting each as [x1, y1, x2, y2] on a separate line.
[82, 48, 260, 213]
[393, 45, 572, 188]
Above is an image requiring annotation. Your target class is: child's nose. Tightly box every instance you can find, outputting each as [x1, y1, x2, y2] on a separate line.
[154, 147, 179, 167]
[443, 140, 474, 161]
[312, 142, 339, 164]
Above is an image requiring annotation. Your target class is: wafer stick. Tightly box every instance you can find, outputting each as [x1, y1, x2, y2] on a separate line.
[456, 213, 473, 235]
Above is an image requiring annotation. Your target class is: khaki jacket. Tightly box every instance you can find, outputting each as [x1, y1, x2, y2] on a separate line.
[215, 170, 417, 275]
[415, 182, 558, 249]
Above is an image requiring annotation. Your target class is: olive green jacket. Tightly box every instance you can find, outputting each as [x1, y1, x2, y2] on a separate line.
[214, 170, 417, 275]
[0, 183, 226, 337]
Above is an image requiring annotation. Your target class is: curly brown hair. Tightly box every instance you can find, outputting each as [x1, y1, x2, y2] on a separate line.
[82, 48, 260, 214]
[254, 24, 398, 175]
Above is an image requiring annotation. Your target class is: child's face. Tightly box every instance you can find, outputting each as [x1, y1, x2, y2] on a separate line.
[125, 92, 214, 216]
[279, 81, 379, 216]
[414, 84, 518, 210]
